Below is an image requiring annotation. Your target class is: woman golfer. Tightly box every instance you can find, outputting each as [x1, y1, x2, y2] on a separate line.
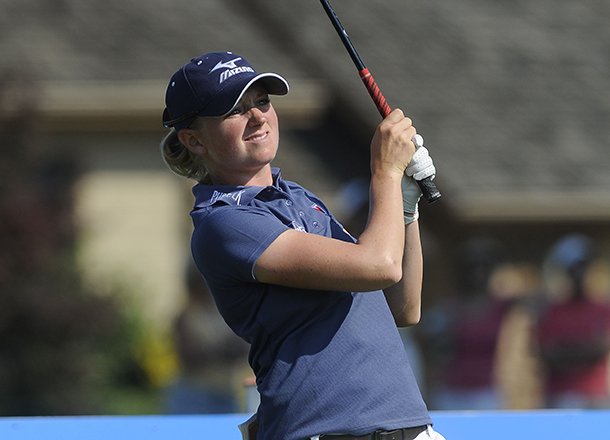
[161, 51, 444, 440]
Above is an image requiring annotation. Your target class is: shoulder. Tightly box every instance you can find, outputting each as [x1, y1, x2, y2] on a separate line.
[193, 203, 285, 241]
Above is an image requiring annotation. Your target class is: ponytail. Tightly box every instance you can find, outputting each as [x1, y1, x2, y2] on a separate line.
[160, 129, 208, 182]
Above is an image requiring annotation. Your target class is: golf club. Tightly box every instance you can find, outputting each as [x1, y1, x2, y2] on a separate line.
[319, 0, 441, 203]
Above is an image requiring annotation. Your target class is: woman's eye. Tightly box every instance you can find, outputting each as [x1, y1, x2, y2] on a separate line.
[226, 96, 270, 118]
[257, 97, 270, 107]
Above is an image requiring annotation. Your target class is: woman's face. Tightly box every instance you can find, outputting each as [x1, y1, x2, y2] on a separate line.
[191, 84, 279, 184]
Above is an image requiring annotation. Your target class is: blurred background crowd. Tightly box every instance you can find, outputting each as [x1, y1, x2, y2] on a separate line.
[1, 0, 609, 416]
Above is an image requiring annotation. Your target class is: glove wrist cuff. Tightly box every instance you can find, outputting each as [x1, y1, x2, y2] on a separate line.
[404, 209, 419, 224]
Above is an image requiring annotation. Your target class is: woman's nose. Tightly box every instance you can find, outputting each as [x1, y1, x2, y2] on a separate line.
[246, 106, 267, 125]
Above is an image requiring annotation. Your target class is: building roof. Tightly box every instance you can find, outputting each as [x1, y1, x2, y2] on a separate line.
[2, 0, 609, 221]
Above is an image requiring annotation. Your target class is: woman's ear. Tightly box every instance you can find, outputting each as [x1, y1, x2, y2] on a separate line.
[177, 129, 205, 155]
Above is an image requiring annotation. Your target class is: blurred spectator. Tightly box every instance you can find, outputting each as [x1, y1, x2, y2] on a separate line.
[334, 176, 370, 238]
[492, 262, 544, 409]
[164, 263, 250, 414]
[535, 234, 610, 409]
[418, 237, 511, 410]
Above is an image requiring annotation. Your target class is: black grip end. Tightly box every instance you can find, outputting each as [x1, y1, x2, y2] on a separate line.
[418, 176, 441, 203]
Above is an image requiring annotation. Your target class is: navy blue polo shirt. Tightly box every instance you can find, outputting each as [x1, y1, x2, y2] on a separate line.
[190, 169, 431, 440]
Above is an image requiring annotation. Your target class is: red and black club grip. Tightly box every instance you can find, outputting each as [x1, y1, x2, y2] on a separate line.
[359, 69, 441, 203]
[359, 68, 392, 118]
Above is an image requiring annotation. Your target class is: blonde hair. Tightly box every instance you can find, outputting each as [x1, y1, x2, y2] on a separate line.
[159, 128, 208, 182]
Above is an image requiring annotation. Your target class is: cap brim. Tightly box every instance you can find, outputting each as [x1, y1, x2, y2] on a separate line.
[213, 73, 289, 117]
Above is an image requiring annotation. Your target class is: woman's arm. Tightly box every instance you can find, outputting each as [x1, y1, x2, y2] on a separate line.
[383, 221, 423, 327]
[254, 109, 417, 293]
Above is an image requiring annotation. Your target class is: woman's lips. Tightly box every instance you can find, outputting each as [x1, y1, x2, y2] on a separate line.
[245, 131, 268, 142]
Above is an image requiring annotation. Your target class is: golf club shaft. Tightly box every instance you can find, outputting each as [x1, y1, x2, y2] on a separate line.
[319, 0, 441, 203]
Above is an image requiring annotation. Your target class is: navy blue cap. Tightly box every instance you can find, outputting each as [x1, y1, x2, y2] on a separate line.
[162, 51, 289, 130]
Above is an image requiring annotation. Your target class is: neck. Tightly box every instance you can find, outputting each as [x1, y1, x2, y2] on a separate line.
[209, 165, 273, 187]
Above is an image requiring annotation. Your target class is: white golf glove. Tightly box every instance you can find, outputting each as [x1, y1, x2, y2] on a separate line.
[405, 135, 436, 181]
[402, 175, 421, 224]
[402, 135, 436, 224]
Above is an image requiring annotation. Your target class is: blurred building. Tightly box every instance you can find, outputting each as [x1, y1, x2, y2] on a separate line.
[1, 0, 609, 326]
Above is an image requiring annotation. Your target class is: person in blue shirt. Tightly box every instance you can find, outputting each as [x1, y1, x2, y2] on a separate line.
[161, 51, 445, 440]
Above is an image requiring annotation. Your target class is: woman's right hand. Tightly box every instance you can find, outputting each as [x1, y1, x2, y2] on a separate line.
[369, 109, 417, 178]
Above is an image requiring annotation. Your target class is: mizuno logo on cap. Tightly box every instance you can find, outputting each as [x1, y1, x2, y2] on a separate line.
[209, 57, 255, 84]
[210, 57, 243, 72]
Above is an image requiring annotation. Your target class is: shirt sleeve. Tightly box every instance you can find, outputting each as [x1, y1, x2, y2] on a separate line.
[191, 205, 289, 284]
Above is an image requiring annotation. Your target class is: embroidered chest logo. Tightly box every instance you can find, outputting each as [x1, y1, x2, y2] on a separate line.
[291, 222, 306, 232]
[311, 203, 324, 213]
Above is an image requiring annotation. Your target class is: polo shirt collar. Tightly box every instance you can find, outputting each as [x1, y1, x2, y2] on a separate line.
[192, 168, 284, 209]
